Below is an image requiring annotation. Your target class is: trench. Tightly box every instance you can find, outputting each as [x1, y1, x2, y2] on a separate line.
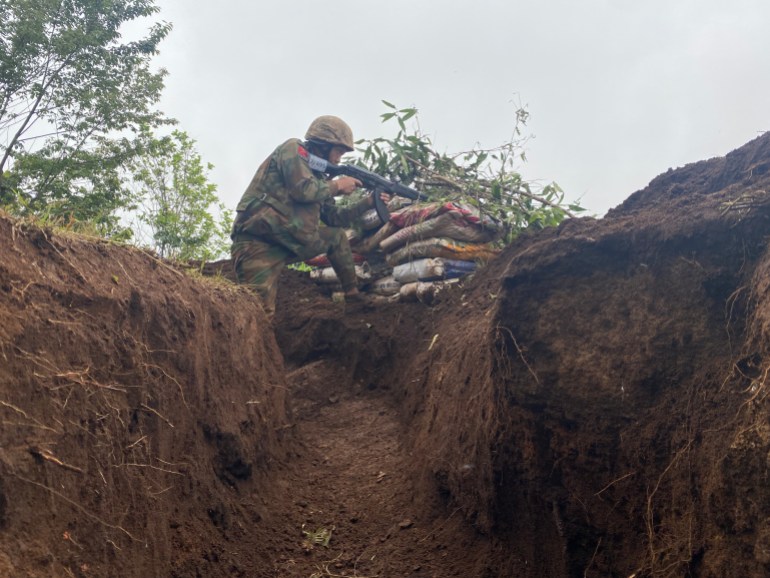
[261, 353, 507, 578]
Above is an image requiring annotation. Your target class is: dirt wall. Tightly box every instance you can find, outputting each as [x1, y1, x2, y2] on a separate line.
[0, 216, 292, 577]
[395, 133, 770, 577]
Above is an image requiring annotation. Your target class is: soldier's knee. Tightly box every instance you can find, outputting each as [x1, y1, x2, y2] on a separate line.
[325, 228, 349, 253]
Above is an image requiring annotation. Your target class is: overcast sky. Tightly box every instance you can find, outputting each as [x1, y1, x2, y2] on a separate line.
[141, 0, 770, 217]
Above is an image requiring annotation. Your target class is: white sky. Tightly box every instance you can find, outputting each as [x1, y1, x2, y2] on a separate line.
[142, 0, 770, 217]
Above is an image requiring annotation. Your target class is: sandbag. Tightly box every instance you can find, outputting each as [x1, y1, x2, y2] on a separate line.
[380, 212, 502, 252]
[369, 275, 402, 296]
[398, 279, 460, 303]
[391, 258, 476, 283]
[389, 201, 502, 231]
[310, 263, 372, 284]
[392, 258, 444, 283]
[350, 221, 398, 254]
[359, 208, 387, 231]
[386, 237, 499, 267]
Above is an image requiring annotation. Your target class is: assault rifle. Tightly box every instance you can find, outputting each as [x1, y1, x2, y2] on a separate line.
[305, 151, 429, 223]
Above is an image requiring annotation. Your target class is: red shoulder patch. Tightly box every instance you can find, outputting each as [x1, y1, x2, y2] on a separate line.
[297, 145, 308, 159]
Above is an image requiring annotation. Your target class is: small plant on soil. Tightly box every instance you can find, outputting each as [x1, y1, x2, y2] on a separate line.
[302, 524, 334, 550]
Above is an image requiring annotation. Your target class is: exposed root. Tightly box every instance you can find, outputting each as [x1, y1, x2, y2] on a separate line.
[29, 447, 84, 474]
[720, 188, 770, 217]
[583, 537, 602, 577]
[310, 553, 377, 578]
[643, 439, 694, 576]
[10, 472, 141, 543]
[41, 233, 88, 284]
[141, 362, 189, 410]
[0, 400, 58, 433]
[495, 325, 539, 385]
[113, 462, 184, 476]
[594, 471, 636, 498]
[139, 403, 175, 428]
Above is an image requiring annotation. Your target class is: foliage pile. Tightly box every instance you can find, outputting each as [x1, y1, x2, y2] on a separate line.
[356, 102, 584, 243]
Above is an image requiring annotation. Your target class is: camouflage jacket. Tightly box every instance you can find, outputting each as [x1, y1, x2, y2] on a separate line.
[233, 138, 371, 245]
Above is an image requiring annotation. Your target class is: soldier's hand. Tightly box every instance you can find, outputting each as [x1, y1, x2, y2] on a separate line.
[335, 176, 362, 195]
[368, 191, 392, 207]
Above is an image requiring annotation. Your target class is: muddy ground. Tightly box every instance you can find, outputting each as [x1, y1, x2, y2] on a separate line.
[3, 132, 770, 577]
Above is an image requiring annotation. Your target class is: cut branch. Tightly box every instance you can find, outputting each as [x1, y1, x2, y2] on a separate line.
[404, 154, 577, 218]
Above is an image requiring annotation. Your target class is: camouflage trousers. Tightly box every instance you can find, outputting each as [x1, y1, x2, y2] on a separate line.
[231, 226, 357, 316]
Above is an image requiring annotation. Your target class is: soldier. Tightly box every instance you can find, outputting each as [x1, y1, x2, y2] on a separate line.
[231, 116, 382, 316]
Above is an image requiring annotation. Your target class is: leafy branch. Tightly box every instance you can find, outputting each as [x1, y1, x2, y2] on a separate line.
[356, 101, 584, 243]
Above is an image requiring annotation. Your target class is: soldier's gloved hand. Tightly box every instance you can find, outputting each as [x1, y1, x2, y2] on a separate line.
[335, 176, 362, 195]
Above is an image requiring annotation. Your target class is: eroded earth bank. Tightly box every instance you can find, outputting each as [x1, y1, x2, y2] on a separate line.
[4, 133, 770, 576]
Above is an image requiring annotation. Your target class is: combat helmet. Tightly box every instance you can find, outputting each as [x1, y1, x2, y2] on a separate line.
[305, 115, 355, 152]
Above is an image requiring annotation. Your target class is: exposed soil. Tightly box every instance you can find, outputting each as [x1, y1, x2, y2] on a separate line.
[3, 132, 770, 577]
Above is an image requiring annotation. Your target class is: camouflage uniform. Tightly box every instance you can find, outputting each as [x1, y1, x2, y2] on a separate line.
[231, 138, 371, 315]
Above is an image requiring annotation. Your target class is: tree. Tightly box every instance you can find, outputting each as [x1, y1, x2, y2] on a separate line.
[0, 0, 171, 227]
[129, 127, 232, 261]
[357, 101, 584, 243]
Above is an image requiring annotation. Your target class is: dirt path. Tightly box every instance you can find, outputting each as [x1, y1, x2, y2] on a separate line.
[266, 359, 505, 578]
